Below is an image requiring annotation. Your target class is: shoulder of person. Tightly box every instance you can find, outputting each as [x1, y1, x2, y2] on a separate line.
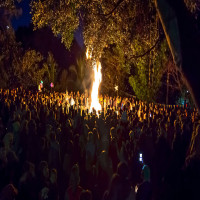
[126, 186, 136, 200]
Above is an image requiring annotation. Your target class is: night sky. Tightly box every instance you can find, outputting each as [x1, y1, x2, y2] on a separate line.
[12, 0, 32, 30]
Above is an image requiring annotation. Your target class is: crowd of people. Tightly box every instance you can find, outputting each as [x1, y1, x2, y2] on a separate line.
[0, 87, 200, 200]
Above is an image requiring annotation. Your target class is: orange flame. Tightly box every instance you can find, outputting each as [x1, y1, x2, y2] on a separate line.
[86, 48, 102, 113]
[86, 48, 92, 59]
[90, 60, 102, 113]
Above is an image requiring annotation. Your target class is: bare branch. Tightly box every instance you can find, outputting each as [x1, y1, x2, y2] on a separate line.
[99, 0, 125, 17]
[128, 37, 160, 60]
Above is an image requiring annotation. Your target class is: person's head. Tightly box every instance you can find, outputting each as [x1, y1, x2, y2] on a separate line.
[23, 161, 35, 177]
[142, 165, 150, 182]
[28, 119, 37, 135]
[39, 161, 49, 179]
[84, 124, 89, 136]
[174, 120, 182, 135]
[110, 127, 116, 139]
[26, 110, 31, 121]
[117, 162, 129, 178]
[49, 110, 54, 119]
[80, 190, 92, 200]
[129, 130, 134, 141]
[88, 131, 94, 142]
[0, 184, 18, 200]
[20, 119, 28, 134]
[56, 127, 61, 135]
[3, 133, 13, 148]
[69, 164, 80, 187]
[50, 168, 57, 184]
[92, 127, 98, 138]
[50, 131, 56, 142]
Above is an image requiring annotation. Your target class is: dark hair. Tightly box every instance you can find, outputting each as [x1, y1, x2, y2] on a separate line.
[39, 161, 48, 173]
[80, 190, 92, 200]
[117, 162, 129, 178]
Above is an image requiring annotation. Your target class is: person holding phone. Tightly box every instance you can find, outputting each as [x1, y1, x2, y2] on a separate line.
[136, 165, 152, 200]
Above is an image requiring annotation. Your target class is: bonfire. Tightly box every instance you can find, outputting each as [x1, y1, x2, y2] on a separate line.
[86, 48, 102, 113]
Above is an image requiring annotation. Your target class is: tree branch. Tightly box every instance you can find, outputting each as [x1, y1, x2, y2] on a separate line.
[128, 37, 160, 60]
[99, 0, 125, 17]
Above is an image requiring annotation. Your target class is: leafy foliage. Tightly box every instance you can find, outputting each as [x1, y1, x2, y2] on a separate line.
[57, 68, 68, 91]
[129, 39, 168, 102]
[0, 55, 9, 88]
[31, 0, 80, 49]
[14, 50, 47, 87]
[0, 6, 22, 88]
[43, 52, 58, 84]
[82, 0, 159, 59]
[31, 0, 159, 58]
[76, 55, 86, 83]
[101, 44, 130, 95]
[13, 50, 58, 88]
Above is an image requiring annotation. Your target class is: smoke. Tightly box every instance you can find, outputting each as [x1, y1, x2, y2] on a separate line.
[81, 66, 94, 93]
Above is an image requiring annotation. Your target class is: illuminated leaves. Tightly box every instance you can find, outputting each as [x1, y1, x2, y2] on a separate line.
[31, 0, 80, 49]
[101, 44, 129, 93]
[14, 50, 51, 87]
[31, 0, 159, 58]
[21, 50, 43, 72]
[129, 39, 169, 102]
[45, 52, 57, 83]
[13, 50, 58, 88]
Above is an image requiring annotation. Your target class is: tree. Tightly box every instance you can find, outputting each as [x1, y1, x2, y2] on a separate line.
[101, 44, 129, 95]
[76, 55, 86, 83]
[31, 0, 159, 58]
[0, 0, 23, 88]
[57, 68, 68, 92]
[0, 55, 9, 88]
[155, 0, 200, 110]
[31, 0, 80, 49]
[14, 49, 49, 88]
[161, 58, 194, 106]
[129, 39, 168, 102]
[43, 52, 58, 86]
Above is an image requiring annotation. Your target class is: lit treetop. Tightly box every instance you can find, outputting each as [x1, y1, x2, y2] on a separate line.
[31, 0, 159, 59]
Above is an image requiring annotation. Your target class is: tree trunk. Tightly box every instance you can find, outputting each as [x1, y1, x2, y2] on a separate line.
[155, 0, 200, 112]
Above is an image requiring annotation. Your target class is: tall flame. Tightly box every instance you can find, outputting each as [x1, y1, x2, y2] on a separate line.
[86, 48, 102, 113]
[90, 60, 102, 113]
